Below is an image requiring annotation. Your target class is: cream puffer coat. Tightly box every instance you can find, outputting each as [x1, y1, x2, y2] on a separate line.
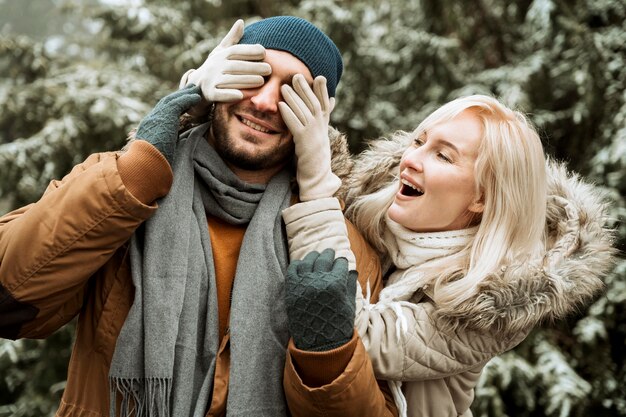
[283, 131, 616, 417]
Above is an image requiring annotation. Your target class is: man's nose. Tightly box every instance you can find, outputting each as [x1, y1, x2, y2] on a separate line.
[250, 80, 281, 113]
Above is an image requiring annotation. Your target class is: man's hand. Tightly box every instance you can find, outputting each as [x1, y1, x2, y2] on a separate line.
[285, 249, 357, 351]
[279, 74, 341, 201]
[135, 84, 202, 164]
[179, 19, 271, 105]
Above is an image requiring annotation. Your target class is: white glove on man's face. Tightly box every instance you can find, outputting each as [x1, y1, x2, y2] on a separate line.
[179, 19, 271, 106]
[278, 74, 341, 201]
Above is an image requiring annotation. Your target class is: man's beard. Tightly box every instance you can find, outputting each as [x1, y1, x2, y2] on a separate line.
[210, 103, 294, 171]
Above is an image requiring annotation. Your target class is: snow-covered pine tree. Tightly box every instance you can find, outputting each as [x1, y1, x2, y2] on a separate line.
[1, 0, 623, 415]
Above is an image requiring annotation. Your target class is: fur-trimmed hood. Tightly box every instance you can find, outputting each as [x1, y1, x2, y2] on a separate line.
[346, 133, 617, 337]
[327, 126, 354, 198]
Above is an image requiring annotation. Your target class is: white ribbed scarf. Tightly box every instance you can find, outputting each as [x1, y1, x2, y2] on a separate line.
[380, 215, 478, 301]
[377, 215, 477, 417]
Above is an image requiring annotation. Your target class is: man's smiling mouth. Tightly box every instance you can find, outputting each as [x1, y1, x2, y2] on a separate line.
[238, 115, 279, 134]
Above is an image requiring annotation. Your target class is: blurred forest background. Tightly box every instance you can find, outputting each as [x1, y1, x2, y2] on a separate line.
[0, 0, 624, 416]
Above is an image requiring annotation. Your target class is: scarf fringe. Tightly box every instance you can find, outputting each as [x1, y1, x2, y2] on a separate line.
[109, 377, 172, 417]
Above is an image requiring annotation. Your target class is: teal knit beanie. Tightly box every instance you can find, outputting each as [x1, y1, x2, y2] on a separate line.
[239, 16, 343, 97]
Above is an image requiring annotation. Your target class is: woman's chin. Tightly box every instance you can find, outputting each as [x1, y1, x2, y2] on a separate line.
[387, 204, 411, 229]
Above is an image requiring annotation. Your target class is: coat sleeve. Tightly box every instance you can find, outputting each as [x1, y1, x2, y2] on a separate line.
[284, 335, 397, 417]
[355, 298, 529, 380]
[281, 197, 383, 299]
[282, 197, 357, 269]
[0, 141, 171, 339]
[282, 204, 396, 416]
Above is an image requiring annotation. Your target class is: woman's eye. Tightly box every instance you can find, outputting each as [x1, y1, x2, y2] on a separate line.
[438, 153, 452, 163]
[414, 139, 424, 146]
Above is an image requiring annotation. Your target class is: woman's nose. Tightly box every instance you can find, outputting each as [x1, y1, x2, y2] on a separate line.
[401, 147, 425, 172]
[250, 80, 281, 113]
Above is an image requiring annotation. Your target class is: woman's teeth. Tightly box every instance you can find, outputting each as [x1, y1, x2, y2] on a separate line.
[401, 179, 424, 196]
[241, 117, 271, 133]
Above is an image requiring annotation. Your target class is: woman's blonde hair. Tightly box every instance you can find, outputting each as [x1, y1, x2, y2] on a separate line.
[347, 95, 547, 307]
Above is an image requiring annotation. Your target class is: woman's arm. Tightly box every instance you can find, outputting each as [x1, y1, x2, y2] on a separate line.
[356, 297, 529, 380]
[282, 196, 526, 381]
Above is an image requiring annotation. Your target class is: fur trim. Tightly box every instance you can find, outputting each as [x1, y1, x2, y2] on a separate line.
[347, 135, 617, 337]
[344, 131, 411, 208]
[328, 126, 354, 200]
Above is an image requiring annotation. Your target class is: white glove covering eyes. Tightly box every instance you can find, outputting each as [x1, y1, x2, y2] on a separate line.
[179, 19, 271, 104]
[278, 74, 341, 201]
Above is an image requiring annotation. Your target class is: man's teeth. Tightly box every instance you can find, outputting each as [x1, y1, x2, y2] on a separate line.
[401, 179, 424, 194]
[241, 118, 271, 133]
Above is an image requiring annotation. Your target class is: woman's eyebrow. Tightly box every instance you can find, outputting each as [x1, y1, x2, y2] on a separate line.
[427, 132, 460, 153]
[437, 139, 459, 153]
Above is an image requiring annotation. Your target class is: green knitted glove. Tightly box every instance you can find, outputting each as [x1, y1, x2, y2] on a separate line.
[285, 248, 357, 351]
[135, 84, 202, 164]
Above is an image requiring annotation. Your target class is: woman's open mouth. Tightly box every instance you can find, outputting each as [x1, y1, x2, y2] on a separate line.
[400, 178, 424, 197]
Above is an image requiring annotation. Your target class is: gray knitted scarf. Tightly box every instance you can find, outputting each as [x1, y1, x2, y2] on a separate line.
[109, 122, 292, 417]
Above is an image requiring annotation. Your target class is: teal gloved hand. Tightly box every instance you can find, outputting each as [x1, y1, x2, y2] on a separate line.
[135, 84, 202, 164]
[285, 248, 357, 351]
